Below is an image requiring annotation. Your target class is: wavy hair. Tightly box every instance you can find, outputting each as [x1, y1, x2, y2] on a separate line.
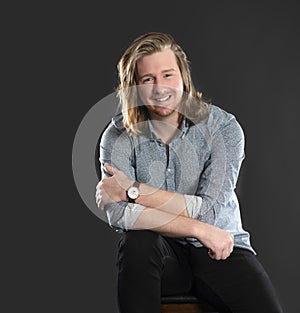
[117, 32, 210, 134]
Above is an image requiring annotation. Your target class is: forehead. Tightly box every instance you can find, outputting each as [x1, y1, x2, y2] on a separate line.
[136, 48, 178, 75]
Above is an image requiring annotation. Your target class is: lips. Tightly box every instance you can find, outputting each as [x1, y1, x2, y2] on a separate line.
[153, 95, 171, 103]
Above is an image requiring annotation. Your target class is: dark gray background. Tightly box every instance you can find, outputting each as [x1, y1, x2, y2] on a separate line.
[8, 1, 299, 312]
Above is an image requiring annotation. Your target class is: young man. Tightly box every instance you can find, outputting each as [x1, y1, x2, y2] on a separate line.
[96, 32, 283, 313]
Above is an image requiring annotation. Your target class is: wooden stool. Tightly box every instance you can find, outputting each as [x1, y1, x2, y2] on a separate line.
[161, 294, 218, 313]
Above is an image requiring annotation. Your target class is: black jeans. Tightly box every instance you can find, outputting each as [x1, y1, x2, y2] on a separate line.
[117, 230, 283, 313]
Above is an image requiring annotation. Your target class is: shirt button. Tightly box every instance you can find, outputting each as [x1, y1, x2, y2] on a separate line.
[167, 168, 171, 172]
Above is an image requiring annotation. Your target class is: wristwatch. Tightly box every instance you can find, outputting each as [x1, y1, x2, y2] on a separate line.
[126, 181, 140, 203]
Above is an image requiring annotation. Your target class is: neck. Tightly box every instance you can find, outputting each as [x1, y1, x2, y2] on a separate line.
[149, 110, 181, 128]
[149, 112, 182, 144]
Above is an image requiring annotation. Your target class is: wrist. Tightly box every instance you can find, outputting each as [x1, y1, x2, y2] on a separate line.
[126, 181, 141, 203]
[121, 189, 128, 202]
[192, 220, 207, 241]
[120, 180, 133, 202]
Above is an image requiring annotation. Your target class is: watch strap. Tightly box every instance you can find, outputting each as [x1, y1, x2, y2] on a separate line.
[132, 181, 140, 189]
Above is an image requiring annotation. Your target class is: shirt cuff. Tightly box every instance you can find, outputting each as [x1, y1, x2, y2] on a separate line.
[184, 194, 203, 218]
[124, 203, 146, 230]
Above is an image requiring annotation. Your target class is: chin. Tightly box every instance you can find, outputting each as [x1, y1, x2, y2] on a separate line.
[153, 107, 176, 117]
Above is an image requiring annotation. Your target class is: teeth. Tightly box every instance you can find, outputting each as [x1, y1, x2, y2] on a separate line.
[155, 95, 170, 102]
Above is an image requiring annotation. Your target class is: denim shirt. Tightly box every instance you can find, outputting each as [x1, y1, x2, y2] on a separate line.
[99, 104, 255, 253]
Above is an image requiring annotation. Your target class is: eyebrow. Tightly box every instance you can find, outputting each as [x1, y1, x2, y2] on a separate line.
[138, 68, 177, 80]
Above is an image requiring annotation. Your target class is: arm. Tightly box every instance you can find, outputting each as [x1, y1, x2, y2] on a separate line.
[96, 163, 234, 260]
[192, 115, 245, 224]
[99, 163, 189, 217]
[133, 208, 234, 260]
[97, 173, 233, 260]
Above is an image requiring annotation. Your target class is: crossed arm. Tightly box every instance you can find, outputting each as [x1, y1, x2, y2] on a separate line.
[95, 163, 234, 260]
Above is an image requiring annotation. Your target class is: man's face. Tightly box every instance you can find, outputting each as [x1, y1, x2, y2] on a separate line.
[136, 48, 184, 119]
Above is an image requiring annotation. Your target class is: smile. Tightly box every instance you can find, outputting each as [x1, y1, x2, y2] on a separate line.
[154, 95, 171, 102]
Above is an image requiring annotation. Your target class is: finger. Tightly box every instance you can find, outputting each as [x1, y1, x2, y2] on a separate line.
[212, 250, 223, 260]
[95, 189, 99, 197]
[221, 252, 229, 260]
[104, 163, 115, 175]
[208, 249, 216, 260]
[222, 248, 232, 260]
[96, 181, 102, 189]
[96, 196, 102, 208]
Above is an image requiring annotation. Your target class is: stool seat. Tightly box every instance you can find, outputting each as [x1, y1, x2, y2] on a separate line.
[161, 294, 218, 313]
[161, 294, 200, 304]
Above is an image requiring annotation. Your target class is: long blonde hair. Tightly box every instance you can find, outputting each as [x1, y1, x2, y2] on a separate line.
[117, 32, 210, 134]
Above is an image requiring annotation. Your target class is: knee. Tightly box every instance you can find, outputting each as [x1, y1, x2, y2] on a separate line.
[120, 230, 160, 254]
[118, 230, 162, 265]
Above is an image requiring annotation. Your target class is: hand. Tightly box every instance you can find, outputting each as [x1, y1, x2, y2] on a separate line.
[95, 185, 112, 210]
[95, 163, 133, 209]
[196, 223, 234, 260]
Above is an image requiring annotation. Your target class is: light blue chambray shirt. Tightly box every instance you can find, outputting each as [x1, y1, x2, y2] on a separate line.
[99, 104, 255, 253]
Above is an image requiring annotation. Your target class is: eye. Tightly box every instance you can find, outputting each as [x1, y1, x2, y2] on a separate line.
[164, 73, 173, 78]
[142, 77, 153, 84]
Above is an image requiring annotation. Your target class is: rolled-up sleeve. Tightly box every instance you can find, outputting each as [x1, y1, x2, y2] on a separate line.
[184, 194, 203, 218]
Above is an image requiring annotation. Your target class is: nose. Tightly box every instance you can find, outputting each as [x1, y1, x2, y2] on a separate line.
[152, 81, 167, 95]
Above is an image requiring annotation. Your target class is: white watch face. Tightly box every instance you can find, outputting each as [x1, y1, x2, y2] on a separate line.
[127, 186, 140, 200]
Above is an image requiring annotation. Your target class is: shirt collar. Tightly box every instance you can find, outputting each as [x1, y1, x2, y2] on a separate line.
[147, 116, 190, 141]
